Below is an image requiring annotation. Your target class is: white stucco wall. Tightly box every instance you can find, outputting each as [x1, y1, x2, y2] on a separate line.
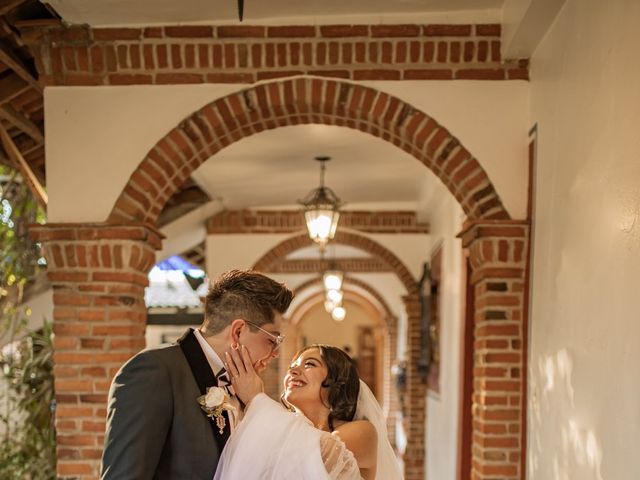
[424, 192, 465, 480]
[45, 80, 529, 223]
[527, 1, 640, 479]
[205, 233, 293, 279]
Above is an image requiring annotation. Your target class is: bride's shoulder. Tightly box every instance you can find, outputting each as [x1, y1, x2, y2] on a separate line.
[332, 420, 377, 463]
[334, 419, 376, 440]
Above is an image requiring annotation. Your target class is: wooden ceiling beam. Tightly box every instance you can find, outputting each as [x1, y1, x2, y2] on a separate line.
[0, 121, 46, 208]
[0, 71, 29, 104]
[0, 103, 43, 143]
[0, 0, 28, 16]
[0, 38, 40, 91]
[0, 0, 28, 17]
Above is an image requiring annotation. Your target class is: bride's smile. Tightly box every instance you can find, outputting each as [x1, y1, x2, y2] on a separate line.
[283, 349, 329, 407]
[285, 378, 306, 389]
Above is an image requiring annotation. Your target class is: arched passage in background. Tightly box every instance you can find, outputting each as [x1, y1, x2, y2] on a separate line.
[252, 230, 418, 294]
[252, 233, 408, 450]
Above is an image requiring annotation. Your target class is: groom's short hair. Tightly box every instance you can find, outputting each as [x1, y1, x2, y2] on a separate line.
[201, 270, 293, 335]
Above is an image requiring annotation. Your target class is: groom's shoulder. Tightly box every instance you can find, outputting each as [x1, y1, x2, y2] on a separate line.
[136, 340, 183, 362]
[119, 340, 185, 374]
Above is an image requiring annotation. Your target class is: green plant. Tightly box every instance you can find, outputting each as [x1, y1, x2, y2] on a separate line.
[0, 322, 56, 479]
[0, 165, 54, 479]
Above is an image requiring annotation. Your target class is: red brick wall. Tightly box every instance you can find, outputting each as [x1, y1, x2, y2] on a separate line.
[402, 294, 427, 480]
[21, 23, 528, 86]
[31, 224, 162, 479]
[460, 221, 529, 480]
[207, 209, 430, 234]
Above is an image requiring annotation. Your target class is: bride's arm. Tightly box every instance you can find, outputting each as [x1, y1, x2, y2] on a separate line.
[333, 420, 378, 470]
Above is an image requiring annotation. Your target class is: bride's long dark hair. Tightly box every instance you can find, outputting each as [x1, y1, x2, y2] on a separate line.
[284, 344, 360, 431]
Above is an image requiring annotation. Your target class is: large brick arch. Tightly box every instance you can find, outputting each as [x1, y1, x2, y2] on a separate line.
[251, 230, 418, 294]
[108, 77, 510, 224]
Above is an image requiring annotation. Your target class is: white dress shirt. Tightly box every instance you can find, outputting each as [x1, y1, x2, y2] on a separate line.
[193, 328, 243, 429]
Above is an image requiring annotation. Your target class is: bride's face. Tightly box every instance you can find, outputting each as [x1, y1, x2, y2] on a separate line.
[283, 348, 329, 409]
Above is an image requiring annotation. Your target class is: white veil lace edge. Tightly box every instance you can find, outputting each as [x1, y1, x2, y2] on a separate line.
[354, 379, 404, 479]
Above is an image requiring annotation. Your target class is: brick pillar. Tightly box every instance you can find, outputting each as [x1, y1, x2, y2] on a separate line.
[31, 223, 162, 479]
[384, 315, 399, 447]
[402, 293, 426, 480]
[459, 221, 529, 480]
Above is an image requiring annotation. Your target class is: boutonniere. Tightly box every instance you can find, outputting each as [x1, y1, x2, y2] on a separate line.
[197, 386, 237, 434]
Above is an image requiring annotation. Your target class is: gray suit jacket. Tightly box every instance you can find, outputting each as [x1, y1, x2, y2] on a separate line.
[101, 329, 224, 479]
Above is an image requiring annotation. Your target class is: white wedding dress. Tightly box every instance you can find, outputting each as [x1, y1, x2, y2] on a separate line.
[213, 380, 403, 480]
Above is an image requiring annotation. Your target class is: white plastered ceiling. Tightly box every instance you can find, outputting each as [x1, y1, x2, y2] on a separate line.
[190, 124, 443, 212]
[48, 0, 504, 27]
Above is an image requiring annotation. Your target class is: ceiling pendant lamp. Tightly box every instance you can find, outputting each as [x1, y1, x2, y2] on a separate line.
[237, 0, 244, 21]
[299, 156, 343, 247]
[323, 269, 344, 291]
[331, 306, 346, 322]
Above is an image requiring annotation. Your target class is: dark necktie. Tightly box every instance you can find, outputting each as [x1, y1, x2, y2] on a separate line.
[216, 369, 232, 392]
[216, 368, 245, 410]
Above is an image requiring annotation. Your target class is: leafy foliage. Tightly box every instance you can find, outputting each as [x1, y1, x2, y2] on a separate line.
[0, 323, 56, 479]
[0, 165, 54, 479]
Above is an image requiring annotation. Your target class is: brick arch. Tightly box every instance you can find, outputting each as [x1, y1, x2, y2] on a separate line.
[251, 230, 418, 294]
[291, 275, 395, 324]
[108, 77, 510, 225]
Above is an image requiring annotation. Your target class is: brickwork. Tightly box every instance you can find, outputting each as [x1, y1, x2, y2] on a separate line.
[459, 221, 529, 480]
[251, 230, 418, 294]
[21, 23, 529, 86]
[291, 276, 395, 325]
[402, 293, 427, 480]
[30, 223, 162, 480]
[267, 257, 390, 274]
[103, 77, 510, 225]
[207, 209, 430, 234]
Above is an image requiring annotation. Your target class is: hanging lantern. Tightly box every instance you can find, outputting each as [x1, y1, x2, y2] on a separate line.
[299, 156, 343, 246]
[325, 299, 338, 313]
[331, 306, 346, 322]
[323, 269, 344, 291]
[326, 288, 343, 305]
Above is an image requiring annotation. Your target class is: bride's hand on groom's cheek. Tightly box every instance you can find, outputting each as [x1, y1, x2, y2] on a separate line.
[225, 345, 264, 407]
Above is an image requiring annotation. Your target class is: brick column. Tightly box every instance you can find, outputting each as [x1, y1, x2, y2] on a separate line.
[384, 315, 399, 447]
[31, 223, 162, 479]
[459, 221, 529, 480]
[402, 293, 426, 480]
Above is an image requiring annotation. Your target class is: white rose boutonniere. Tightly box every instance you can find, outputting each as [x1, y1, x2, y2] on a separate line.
[197, 386, 237, 434]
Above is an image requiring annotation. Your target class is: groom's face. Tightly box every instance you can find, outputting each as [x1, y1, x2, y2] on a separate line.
[238, 314, 283, 373]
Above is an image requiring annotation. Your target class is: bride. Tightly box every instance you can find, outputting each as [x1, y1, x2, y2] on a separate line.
[215, 344, 404, 479]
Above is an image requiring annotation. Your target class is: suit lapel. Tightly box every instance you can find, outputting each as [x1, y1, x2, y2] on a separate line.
[177, 328, 231, 450]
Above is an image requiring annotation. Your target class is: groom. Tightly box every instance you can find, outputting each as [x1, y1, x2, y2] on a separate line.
[100, 270, 293, 479]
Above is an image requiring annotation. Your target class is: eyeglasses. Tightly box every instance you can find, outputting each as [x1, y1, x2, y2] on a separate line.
[245, 320, 285, 352]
